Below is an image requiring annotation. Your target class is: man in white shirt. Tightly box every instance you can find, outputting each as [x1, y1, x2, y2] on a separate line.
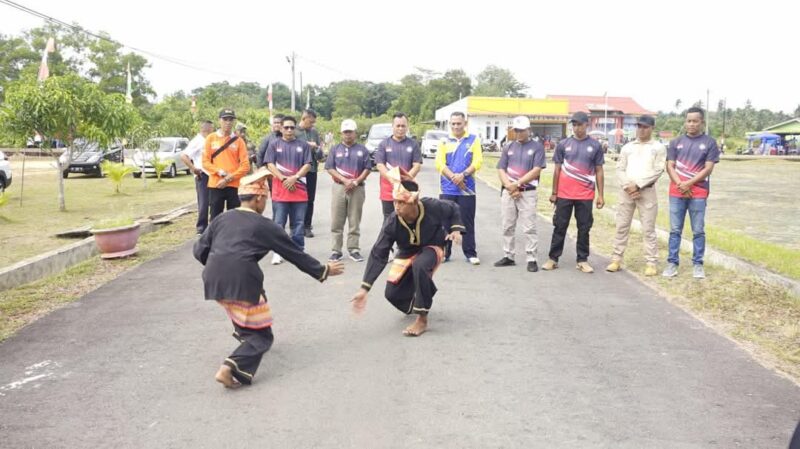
[180, 120, 214, 234]
[606, 115, 666, 276]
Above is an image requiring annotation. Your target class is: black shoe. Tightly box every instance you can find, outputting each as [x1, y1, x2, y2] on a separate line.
[349, 251, 364, 262]
[304, 228, 314, 238]
[329, 251, 343, 262]
[493, 257, 516, 267]
[527, 261, 539, 272]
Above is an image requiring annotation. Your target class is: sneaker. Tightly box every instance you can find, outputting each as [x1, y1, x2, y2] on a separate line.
[349, 251, 365, 262]
[693, 264, 706, 279]
[304, 228, 314, 238]
[493, 257, 515, 267]
[644, 263, 658, 276]
[468, 257, 480, 265]
[576, 261, 594, 273]
[527, 261, 539, 272]
[605, 260, 621, 272]
[329, 251, 343, 262]
[271, 253, 283, 265]
[542, 259, 558, 271]
[662, 263, 678, 277]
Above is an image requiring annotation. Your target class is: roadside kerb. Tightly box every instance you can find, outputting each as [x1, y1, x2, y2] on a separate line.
[0, 201, 196, 291]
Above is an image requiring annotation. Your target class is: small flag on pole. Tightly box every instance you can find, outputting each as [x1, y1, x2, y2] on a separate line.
[267, 83, 273, 123]
[37, 37, 55, 82]
[125, 62, 133, 104]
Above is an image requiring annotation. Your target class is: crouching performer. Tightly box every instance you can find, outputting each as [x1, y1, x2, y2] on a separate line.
[351, 167, 464, 336]
[194, 168, 344, 388]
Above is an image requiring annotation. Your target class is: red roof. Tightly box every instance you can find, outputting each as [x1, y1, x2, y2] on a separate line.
[546, 95, 654, 115]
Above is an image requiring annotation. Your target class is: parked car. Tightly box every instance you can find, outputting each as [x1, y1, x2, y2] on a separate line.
[363, 123, 416, 168]
[0, 151, 12, 193]
[59, 140, 124, 178]
[421, 130, 448, 159]
[130, 137, 190, 178]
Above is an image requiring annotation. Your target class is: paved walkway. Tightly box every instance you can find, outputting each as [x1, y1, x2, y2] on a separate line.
[1, 164, 798, 448]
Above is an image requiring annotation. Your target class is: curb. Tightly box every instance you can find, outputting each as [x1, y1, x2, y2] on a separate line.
[0, 201, 196, 292]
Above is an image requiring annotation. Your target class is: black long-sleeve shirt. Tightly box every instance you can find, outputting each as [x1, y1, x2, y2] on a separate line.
[361, 197, 464, 290]
[193, 208, 328, 304]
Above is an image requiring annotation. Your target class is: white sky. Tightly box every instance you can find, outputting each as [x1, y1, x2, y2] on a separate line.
[1, 0, 797, 114]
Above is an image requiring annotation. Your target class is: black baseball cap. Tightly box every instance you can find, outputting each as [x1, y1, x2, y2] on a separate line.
[570, 111, 589, 124]
[636, 115, 655, 127]
[219, 109, 236, 119]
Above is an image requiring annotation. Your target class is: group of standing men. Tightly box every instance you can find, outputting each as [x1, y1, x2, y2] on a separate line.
[187, 104, 720, 387]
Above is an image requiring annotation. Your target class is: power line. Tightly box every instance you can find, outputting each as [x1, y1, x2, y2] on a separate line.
[0, 0, 266, 82]
[296, 54, 359, 81]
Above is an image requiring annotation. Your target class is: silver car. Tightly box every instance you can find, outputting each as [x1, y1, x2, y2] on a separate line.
[130, 137, 190, 178]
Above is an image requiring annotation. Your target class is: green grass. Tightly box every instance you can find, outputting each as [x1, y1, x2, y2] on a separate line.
[478, 155, 800, 381]
[0, 214, 196, 342]
[0, 161, 195, 268]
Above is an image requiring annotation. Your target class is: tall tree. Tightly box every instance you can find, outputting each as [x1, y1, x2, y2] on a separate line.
[1, 74, 139, 210]
[473, 65, 527, 97]
[86, 33, 154, 106]
[332, 81, 365, 118]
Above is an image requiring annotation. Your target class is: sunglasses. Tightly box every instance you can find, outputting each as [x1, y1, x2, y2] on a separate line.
[221, 117, 235, 121]
[283, 126, 296, 130]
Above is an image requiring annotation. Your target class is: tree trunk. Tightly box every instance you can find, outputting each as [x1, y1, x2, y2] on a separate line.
[56, 157, 66, 211]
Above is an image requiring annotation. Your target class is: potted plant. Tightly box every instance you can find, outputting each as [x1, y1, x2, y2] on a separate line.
[90, 217, 140, 259]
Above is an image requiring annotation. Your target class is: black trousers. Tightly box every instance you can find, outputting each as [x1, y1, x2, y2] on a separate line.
[385, 247, 439, 315]
[304, 171, 317, 229]
[381, 200, 394, 219]
[548, 198, 594, 263]
[195, 172, 210, 233]
[440, 194, 476, 259]
[224, 324, 274, 385]
[209, 187, 241, 221]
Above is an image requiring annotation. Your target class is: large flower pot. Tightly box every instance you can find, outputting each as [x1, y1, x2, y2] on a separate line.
[90, 223, 140, 259]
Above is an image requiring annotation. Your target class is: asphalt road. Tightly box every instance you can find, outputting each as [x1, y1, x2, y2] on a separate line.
[1, 163, 798, 448]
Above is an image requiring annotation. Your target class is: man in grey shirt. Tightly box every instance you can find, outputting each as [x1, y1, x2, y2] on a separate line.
[295, 109, 324, 238]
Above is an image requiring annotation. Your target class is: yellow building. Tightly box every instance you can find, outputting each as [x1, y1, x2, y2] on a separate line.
[434, 96, 570, 144]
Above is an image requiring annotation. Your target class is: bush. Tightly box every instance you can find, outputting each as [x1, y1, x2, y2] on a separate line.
[100, 161, 136, 194]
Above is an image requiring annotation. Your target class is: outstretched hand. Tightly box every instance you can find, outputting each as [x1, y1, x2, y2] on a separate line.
[445, 231, 462, 245]
[327, 261, 345, 276]
[351, 288, 369, 315]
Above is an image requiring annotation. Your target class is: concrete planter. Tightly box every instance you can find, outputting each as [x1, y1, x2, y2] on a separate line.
[90, 223, 141, 259]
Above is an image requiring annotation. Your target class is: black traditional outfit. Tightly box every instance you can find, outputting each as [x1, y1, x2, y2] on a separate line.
[193, 170, 330, 385]
[361, 192, 464, 314]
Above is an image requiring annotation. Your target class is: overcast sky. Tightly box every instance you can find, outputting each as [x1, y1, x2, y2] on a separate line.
[2, 0, 797, 114]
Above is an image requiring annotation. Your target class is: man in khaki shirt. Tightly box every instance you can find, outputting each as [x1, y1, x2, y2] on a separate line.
[606, 115, 666, 276]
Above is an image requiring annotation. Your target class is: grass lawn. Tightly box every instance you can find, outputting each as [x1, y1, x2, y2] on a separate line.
[479, 155, 800, 381]
[0, 158, 195, 269]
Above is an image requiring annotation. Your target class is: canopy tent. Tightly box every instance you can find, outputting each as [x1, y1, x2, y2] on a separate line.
[747, 132, 780, 142]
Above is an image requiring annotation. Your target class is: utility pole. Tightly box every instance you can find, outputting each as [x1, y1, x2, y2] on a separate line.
[706, 89, 710, 135]
[287, 52, 296, 112]
[721, 98, 727, 152]
[299, 71, 303, 112]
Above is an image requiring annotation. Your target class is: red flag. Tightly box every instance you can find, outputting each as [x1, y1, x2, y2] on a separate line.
[37, 37, 55, 82]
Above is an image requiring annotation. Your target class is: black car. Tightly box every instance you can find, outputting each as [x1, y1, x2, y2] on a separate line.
[60, 142, 124, 178]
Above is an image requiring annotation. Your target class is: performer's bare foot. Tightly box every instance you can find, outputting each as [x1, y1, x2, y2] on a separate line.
[215, 364, 241, 389]
[403, 314, 428, 337]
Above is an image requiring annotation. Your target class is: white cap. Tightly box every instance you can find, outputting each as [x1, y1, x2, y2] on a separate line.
[512, 116, 530, 130]
[340, 119, 358, 132]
